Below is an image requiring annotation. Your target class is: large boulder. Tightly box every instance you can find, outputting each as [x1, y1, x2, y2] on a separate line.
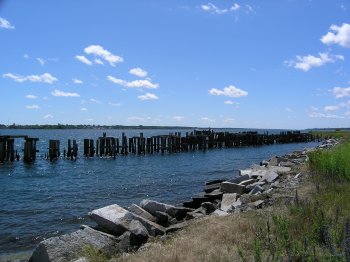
[140, 200, 193, 220]
[90, 204, 165, 237]
[220, 182, 246, 194]
[128, 204, 156, 222]
[259, 171, 279, 183]
[220, 193, 237, 212]
[29, 225, 120, 262]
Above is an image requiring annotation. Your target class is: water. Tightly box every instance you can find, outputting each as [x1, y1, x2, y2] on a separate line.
[0, 128, 319, 257]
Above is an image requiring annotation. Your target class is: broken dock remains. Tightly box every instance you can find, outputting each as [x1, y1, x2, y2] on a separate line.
[0, 130, 319, 164]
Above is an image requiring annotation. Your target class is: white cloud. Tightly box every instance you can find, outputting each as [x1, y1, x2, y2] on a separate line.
[285, 53, 343, 72]
[84, 45, 123, 66]
[138, 93, 159, 101]
[24, 54, 29, 59]
[224, 100, 240, 105]
[310, 106, 319, 111]
[201, 3, 229, 14]
[80, 107, 87, 111]
[245, 4, 255, 13]
[89, 98, 101, 104]
[324, 105, 340, 112]
[26, 104, 39, 109]
[108, 75, 159, 89]
[43, 114, 53, 119]
[108, 102, 122, 106]
[321, 23, 350, 48]
[51, 89, 80, 97]
[231, 3, 240, 11]
[129, 67, 148, 78]
[209, 85, 248, 98]
[26, 94, 38, 99]
[94, 59, 104, 65]
[173, 116, 184, 121]
[73, 78, 83, 84]
[332, 86, 350, 98]
[75, 55, 92, 65]
[3, 72, 58, 84]
[309, 112, 344, 119]
[345, 111, 350, 117]
[36, 58, 45, 66]
[0, 17, 15, 29]
[285, 107, 293, 112]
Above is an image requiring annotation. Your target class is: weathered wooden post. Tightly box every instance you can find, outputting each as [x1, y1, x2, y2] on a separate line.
[23, 138, 38, 163]
[49, 140, 60, 161]
[84, 139, 89, 156]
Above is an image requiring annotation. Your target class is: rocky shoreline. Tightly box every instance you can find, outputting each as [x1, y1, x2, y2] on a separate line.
[28, 139, 338, 262]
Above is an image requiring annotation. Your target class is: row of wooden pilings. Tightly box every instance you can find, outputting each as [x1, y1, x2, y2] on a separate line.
[0, 130, 319, 163]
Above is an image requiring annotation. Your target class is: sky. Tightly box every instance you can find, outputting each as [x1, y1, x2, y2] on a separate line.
[0, 0, 350, 129]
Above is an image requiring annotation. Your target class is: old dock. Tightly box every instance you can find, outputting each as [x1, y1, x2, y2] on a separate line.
[0, 130, 319, 164]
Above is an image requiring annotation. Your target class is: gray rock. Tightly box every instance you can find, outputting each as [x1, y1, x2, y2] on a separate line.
[204, 189, 223, 200]
[248, 200, 264, 209]
[200, 202, 216, 214]
[186, 211, 205, 220]
[249, 185, 264, 195]
[220, 193, 237, 212]
[90, 204, 165, 237]
[220, 182, 246, 194]
[246, 181, 266, 191]
[239, 169, 252, 177]
[239, 179, 256, 186]
[259, 171, 279, 183]
[155, 211, 171, 227]
[232, 198, 242, 209]
[212, 209, 229, 217]
[29, 226, 120, 262]
[128, 204, 156, 222]
[140, 199, 192, 220]
[165, 221, 188, 234]
[204, 183, 221, 193]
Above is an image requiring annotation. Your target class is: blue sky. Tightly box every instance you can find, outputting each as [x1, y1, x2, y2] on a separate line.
[0, 0, 349, 129]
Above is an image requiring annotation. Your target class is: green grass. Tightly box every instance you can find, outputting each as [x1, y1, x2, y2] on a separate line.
[308, 141, 350, 181]
[309, 129, 350, 139]
[244, 141, 350, 261]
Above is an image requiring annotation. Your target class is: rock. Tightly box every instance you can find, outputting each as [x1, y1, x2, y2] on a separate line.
[239, 169, 252, 177]
[259, 171, 279, 183]
[232, 198, 242, 209]
[90, 204, 165, 237]
[279, 161, 295, 167]
[249, 185, 264, 195]
[220, 193, 237, 212]
[227, 174, 250, 184]
[182, 200, 197, 209]
[260, 160, 269, 167]
[165, 221, 188, 234]
[212, 209, 229, 217]
[116, 230, 148, 252]
[200, 202, 216, 214]
[140, 200, 193, 220]
[204, 183, 221, 193]
[248, 200, 264, 209]
[294, 173, 301, 179]
[29, 225, 120, 262]
[128, 204, 156, 222]
[186, 211, 205, 220]
[239, 179, 256, 186]
[204, 189, 223, 200]
[155, 211, 171, 227]
[268, 156, 279, 166]
[220, 182, 246, 194]
[191, 194, 211, 208]
[90, 204, 137, 236]
[212, 199, 221, 209]
[246, 181, 266, 191]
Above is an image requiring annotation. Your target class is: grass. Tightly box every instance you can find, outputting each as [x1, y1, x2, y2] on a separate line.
[87, 137, 350, 261]
[309, 129, 350, 140]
